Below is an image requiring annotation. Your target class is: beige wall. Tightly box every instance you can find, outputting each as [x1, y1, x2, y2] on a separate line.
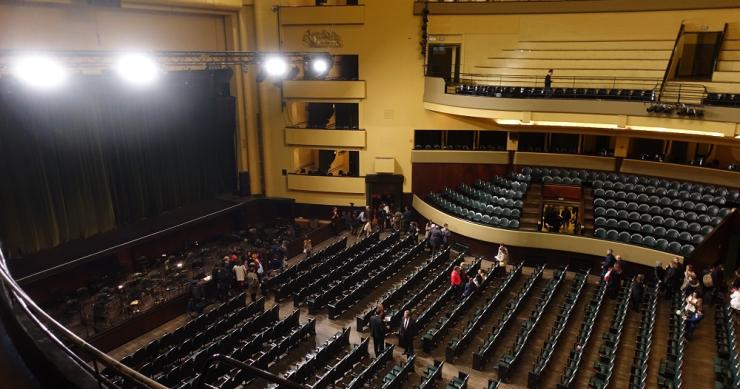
[0, 4, 228, 51]
[2, 1, 739, 206]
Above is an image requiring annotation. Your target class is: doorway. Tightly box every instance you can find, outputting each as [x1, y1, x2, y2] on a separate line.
[426, 44, 460, 84]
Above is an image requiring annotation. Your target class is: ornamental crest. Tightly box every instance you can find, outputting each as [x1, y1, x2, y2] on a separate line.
[302, 29, 343, 48]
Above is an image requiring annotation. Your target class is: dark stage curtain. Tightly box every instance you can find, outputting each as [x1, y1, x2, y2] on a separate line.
[0, 70, 237, 256]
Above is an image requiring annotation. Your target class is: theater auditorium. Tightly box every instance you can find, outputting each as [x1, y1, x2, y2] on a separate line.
[1, 0, 740, 388]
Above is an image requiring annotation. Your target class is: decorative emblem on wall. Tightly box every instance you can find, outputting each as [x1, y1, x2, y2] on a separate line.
[302, 29, 343, 48]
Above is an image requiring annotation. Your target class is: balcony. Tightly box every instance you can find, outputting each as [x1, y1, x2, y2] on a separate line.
[287, 174, 365, 194]
[285, 127, 366, 148]
[279, 4, 364, 26]
[424, 77, 740, 139]
[283, 80, 365, 100]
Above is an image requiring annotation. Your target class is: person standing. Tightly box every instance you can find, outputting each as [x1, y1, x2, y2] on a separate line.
[463, 278, 476, 297]
[245, 265, 260, 303]
[451, 266, 462, 292]
[605, 263, 623, 299]
[233, 260, 247, 290]
[369, 306, 387, 357]
[303, 238, 313, 258]
[495, 244, 510, 268]
[544, 69, 553, 96]
[631, 274, 645, 312]
[398, 310, 417, 356]
[602, 249, 616, 275]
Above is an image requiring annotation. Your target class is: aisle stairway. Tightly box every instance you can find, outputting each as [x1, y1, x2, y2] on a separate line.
[520, 183, 543, 231]
[581, 186, 594, 236]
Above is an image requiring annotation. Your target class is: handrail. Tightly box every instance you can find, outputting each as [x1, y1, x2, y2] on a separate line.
[193, 354, 310, 389]
[0, 249, 167, 389]
[659, 23, 684, 99]
[713, 23, 729, 73]
[447, 72, 663, 91]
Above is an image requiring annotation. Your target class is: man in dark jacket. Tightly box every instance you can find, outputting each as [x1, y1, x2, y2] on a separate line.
[369, 306, 387, 357]
[398, 310, 417, 356]
[463, 278, 476, 297]
[606, 263, 623, 299]
[631, 274, 645, 312]
[664, 261, 679, 299]
[602, 249, 616, 275]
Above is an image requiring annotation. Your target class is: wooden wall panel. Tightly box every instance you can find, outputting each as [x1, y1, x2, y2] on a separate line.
[412, 162, 509, 197]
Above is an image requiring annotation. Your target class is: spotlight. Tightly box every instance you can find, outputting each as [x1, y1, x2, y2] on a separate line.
[263, 56, 288, 77]
[176, 262, 183, 269]
[310, 57, 330, 75]
[12, 55, 67, 89]
[116, 53, 159, 86]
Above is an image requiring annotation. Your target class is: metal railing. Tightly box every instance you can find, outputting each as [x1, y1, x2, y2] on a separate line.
[449, 72, 663, 91]
[0, 249, 166, 389]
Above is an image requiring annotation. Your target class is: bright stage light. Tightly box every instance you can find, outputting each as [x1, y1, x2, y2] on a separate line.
[12, 55, 67, 89]
[116, 53, 159, 86]
[263, 56, 288, 77]
[311, 57, 330, 75]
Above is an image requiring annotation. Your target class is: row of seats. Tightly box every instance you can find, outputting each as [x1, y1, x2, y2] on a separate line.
[528, 273, 588, 387]
[593, 226, 700, 257]
[356, 248, 451, 332]
[446, 371, 469, 389]
[463, 181, 527, 201]
[593, 183, 734, 206]
[714, 304, 740, 388]
[588, 280, 633, 389]
[704, 93, 740, 107]
[630, 286, 657, 389]
[162, 308, 308, 389]
[264, 237, 346, 295]
[421, 262, 496, 353]
[380, 354, 415, 388]
[387, 252, 466, 330]
[306, 232, 406, 314]
[593, 192, 730, 213]
[657, 295, 685, 388]
[416, 360, 444, 389]
[274, 233, 374, 301]
[120, 293, 259, 371]
[281, 329, 350, 387]
[328, 239, 425, 319]
[190, 316, 316, 389]
[558, 279, 608, 388]
[294, 231, 387, 305]
[473, 265, 546, 370]
[497, 267, 568, 381]
[523, 166, 739, 201]
[345, 344, 395, 389]
[310, 337, 370, 389]
[454, 84, 655, 102]
[445, 263, 524, 362]
[414, 144, 508, 151]
[415, 258, 483, 333]
[594, 202, 725, 226]
[475, 177, 530, 194]
[428, 193, 522, 229]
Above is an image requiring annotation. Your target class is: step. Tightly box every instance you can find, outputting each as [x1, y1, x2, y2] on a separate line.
[498, 49, 670, 60]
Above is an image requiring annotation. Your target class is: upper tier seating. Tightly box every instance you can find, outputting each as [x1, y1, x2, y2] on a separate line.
[455, 84, 655, 103]
[521, 166, 738, 256]
[427, 173, 531, 229]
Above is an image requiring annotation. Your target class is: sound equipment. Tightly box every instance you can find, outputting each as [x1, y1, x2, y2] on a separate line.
[238, 171, 250, 196]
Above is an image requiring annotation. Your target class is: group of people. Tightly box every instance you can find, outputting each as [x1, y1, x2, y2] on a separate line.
[603, 247, 740, 340]
[424, 222, 452, 255]
[330, 203, 415, 239]
[369, 306, 417, 358]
